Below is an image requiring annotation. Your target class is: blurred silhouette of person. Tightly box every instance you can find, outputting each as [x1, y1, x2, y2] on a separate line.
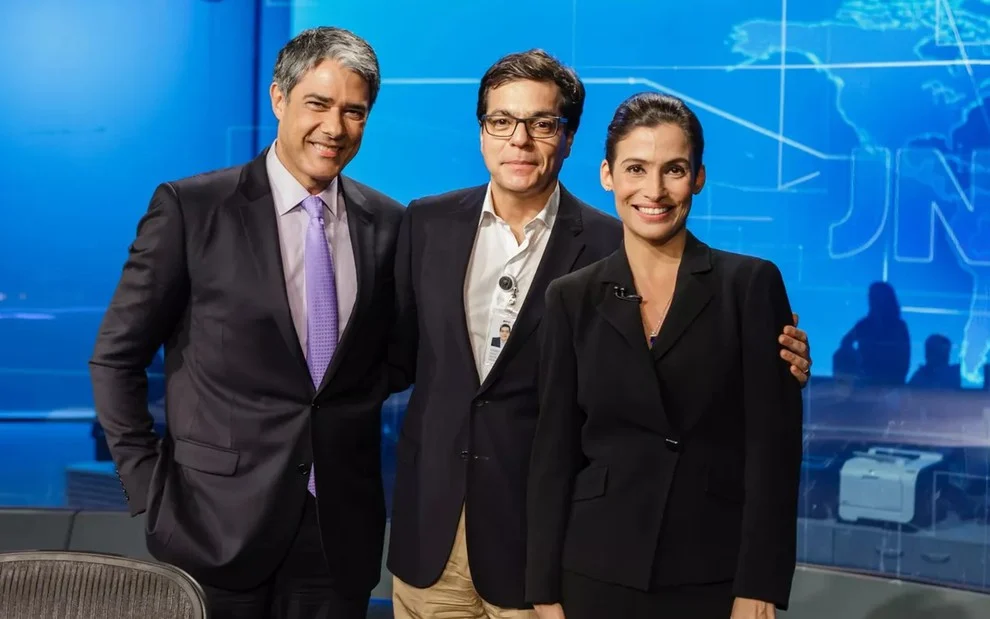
[908, 334, 961, 390]
[836, 282, 910, 386]
[832, 339, 862, 385]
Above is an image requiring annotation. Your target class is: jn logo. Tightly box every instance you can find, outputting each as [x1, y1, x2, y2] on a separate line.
[829, 147, 990, 382]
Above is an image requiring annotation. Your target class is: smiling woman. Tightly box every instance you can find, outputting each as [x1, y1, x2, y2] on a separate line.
[526, 92, 805, 619]
[600, 94, 705, 255]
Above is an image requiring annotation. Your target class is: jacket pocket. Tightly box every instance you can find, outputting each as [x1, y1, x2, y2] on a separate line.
[571, 465, 608, 501]
[172, 437, 239, 476]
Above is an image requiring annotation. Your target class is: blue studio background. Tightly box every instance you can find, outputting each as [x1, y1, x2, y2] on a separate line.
[1, 0, 989, 598]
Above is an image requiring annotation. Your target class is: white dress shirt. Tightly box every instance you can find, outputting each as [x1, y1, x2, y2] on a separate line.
[464, 182, 560, 380]
[265, 143, 357, 359]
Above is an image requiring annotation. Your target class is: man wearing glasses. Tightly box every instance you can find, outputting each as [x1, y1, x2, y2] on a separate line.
[385, 49, 814, 618]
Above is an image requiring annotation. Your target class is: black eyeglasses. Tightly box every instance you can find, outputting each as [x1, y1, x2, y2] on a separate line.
[480, 114, 568, 139]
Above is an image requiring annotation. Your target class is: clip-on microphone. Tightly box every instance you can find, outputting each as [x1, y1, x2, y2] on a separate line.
[613, 286, 642, 302]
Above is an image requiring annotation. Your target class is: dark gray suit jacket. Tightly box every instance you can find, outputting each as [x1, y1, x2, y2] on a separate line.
[89, 149, 403, 594]
[386, 184, 623, 608]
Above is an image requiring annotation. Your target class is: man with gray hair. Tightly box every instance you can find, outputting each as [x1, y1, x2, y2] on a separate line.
[90, 26, 403, 619]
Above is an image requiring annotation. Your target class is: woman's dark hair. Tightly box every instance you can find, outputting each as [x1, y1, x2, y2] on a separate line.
[604, 92, 704, 174]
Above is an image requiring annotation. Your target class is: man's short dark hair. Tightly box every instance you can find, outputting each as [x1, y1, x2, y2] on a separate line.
[476, 49, 585, 135]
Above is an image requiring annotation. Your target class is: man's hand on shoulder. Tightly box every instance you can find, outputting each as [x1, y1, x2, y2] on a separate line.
[779, 312, 812, 387]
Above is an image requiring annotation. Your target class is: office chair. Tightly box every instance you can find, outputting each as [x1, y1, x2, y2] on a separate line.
[0, 550, 207, 618]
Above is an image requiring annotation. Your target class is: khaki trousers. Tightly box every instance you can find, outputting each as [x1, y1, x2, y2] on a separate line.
[392, 506, 538, 619]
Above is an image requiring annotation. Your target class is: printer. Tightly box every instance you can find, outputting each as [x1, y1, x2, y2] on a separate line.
[838, 447, 944, 528]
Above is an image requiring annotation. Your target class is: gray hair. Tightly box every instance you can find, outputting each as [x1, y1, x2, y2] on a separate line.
[272, 27, 381, 108]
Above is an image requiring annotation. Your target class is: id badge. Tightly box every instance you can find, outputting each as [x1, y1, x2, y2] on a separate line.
[483, 307, 518, 374]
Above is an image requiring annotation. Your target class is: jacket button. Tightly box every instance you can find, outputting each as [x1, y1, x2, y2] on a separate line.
[297, 463, 310, 474]
[460, 450, 470, 460]
[664, 438, 680, 452]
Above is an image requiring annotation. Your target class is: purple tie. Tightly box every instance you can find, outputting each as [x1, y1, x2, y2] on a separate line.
[301, 194, 338, 496]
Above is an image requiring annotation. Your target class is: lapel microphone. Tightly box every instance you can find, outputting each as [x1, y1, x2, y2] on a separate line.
[613, 286, 643, 302]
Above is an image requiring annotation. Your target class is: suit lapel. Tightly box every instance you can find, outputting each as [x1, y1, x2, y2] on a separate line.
[596, 249, 652, 357]
[448, 186, 489, 391]
[649, 233, 714, 361]
[316, 176, 376, 394]
[595, 248, 677, 439]
[234, 151, 312, 389]
[478, 186, 586, 394]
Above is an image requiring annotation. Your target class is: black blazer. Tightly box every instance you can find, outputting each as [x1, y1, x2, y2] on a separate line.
[525, 233, 804, 609]
[89, 150, 404, 594]
[386, 184, 623, 607]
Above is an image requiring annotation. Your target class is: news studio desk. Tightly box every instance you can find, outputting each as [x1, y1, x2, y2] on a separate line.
[797, 380, 990, 594]
[61, 465, 990, 595]
[798, 516, 989, 594]
[36, 383, 990, 606]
